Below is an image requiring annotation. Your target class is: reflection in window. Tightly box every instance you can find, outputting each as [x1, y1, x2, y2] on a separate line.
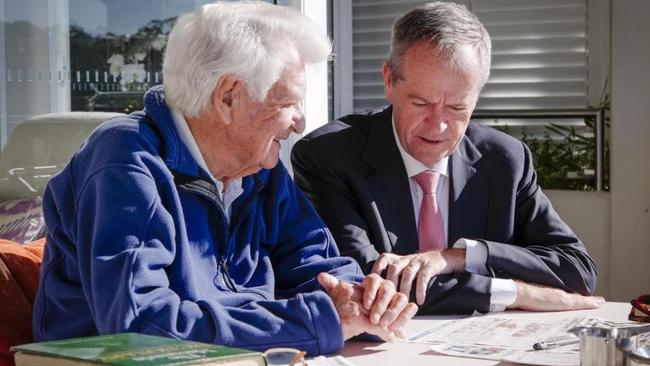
[69, 14, 176, 113]
[0, 0, 272, 148]
[0, 0, 273, 203]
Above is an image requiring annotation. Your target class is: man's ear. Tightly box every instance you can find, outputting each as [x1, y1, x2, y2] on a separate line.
[382, 62, 394, 102]
[212, 74, 241, 125]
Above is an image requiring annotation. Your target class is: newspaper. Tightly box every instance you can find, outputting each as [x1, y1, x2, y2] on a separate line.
[408, 316, 641, 366]
[309, 355, 356, 366]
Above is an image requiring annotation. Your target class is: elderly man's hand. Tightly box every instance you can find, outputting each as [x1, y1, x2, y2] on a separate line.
[318, 273, 418, 341]
[508, 281, 605, 311]
[371, 250, 466, 305]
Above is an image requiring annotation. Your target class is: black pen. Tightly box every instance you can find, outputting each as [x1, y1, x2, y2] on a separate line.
[532, 337, 579, 350]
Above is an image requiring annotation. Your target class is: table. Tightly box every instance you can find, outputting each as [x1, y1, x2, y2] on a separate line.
[340, 302, 631, 366]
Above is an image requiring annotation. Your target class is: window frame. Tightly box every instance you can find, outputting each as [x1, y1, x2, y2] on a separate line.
[0, 1, 6, 148]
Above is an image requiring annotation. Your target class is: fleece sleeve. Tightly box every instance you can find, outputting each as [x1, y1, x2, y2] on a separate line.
[73, 165, 346, 355]
[266, 166, 365, 299]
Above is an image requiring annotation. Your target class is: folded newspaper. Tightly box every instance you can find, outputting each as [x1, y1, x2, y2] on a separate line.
[408, 316, 647, 366]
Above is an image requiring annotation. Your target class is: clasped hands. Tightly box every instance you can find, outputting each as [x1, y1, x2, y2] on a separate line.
[318, 272, 418, 341]
[320, 248, 605, 341]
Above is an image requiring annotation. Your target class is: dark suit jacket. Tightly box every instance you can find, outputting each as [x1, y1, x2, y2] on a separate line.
[291, 106, 598, 314]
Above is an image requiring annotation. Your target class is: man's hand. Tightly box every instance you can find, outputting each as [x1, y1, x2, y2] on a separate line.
[508, 281, 605, 311]
[357, 273, 418, 329]
[371, 249, 466, 305]
[318, 273, 417, 341]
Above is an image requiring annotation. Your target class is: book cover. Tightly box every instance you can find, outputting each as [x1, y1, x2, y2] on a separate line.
[11, 333, 266, 366]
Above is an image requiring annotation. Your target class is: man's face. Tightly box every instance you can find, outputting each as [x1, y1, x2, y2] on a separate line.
[228, 65, 306, 176]
[383, 42, 482, 167]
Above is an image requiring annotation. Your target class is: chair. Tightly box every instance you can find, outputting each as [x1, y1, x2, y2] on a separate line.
[0, 112, 124, 201]
[0, 239, 45, 366]
[0, 112, 124, 243]
[0, 112, 122, 365]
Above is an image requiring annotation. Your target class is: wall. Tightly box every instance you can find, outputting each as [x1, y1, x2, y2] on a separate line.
[546, 190, 610, 297]
[551, 0, 650, 303]
[609, 0, 650, 301]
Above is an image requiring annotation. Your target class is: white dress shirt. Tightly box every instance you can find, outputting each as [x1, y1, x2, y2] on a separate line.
[391, 118, 517, 311]
[170, 108, 243, 221]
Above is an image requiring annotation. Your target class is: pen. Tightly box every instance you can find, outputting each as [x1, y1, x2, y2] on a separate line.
[532, 337, 579, 350]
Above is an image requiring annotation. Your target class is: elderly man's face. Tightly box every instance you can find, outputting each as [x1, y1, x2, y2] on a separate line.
[383, 42, 482, 167]
[229, 65, 306, 175]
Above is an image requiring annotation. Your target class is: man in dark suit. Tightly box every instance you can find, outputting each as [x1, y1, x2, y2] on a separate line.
[292, 1, 604, 314]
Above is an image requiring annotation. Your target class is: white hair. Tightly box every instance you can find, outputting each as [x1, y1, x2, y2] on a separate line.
[162, 1, 331, 117]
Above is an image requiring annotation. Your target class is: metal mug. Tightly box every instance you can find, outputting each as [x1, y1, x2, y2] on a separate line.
[571, 325, 650, 366]
[625, 345, 650, 366]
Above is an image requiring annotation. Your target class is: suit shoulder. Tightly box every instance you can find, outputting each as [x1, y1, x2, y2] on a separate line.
[465, 122, 528, 160]
[293, 106, 390, 157]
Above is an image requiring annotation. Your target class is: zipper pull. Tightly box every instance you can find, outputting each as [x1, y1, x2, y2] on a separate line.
[219, 257, 238, 292]
[219, 257, 229, 272]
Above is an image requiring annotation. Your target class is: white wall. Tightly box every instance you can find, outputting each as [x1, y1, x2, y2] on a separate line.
[609, 0, 650, 301]
[549, 0, 650, 303]
[546, 190, 610, 297]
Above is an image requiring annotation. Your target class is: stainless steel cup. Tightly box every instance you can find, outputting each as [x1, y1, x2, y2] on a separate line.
[571, 325, 650, 366]
[625, 345, 650, 366]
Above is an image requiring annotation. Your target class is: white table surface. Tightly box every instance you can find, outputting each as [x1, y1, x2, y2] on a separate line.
[340, 302, 631, 366]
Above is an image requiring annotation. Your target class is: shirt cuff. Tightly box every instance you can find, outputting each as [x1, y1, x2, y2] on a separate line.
[453, 238, 489, 276]
[453, 239, 517, 312]
[489, 278, 518, 312]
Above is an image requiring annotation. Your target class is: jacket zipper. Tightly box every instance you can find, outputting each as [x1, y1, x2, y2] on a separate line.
[212, 196, 238, 293]
[219, 176, 264, 291]
[219, 257, 238, 291]
[176, 174, 264, 293]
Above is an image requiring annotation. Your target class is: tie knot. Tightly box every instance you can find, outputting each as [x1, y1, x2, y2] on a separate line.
[414, 171, 440, 195]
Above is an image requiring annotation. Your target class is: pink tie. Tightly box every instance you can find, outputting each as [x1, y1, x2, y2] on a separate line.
[413, 171, 446, 252]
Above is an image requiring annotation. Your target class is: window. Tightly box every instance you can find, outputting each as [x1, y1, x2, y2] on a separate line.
[1, 0, 287, 145]
[1, 0, 295, 199]
[338, 0, 609, 190]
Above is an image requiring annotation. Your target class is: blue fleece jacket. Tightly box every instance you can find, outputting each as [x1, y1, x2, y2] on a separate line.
[33, 86, 364, 355]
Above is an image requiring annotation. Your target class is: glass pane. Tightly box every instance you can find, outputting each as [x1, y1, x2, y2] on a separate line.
[474, 113, 609, 191]
[69, 0, 215, 114]
[0, 0, 274, 202]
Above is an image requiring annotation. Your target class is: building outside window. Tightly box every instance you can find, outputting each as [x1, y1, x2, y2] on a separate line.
[2, 0, 219, 143]
[1, 0, 332, 190]
[0, 0, 277, 204]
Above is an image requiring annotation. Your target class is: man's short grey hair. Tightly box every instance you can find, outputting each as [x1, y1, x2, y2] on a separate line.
[388, 1, 491, 86]
[163, 1, 331, 117]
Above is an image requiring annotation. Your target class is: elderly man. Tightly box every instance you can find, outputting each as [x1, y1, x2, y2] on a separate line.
[33, 2, 416, 355]
[292, 2, 604, 315]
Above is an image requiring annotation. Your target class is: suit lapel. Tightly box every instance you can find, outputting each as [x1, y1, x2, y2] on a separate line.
[362, 108, 419, 255]
[448, 133, 490, 244]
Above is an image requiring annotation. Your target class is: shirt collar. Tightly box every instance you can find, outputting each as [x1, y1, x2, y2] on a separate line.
[391, 115, 449, 179]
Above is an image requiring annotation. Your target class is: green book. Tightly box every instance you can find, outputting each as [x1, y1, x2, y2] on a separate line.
[11, 333, 266, 366]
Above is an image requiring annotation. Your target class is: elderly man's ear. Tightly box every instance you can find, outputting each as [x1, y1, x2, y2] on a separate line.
[212, 74, 242, 125]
